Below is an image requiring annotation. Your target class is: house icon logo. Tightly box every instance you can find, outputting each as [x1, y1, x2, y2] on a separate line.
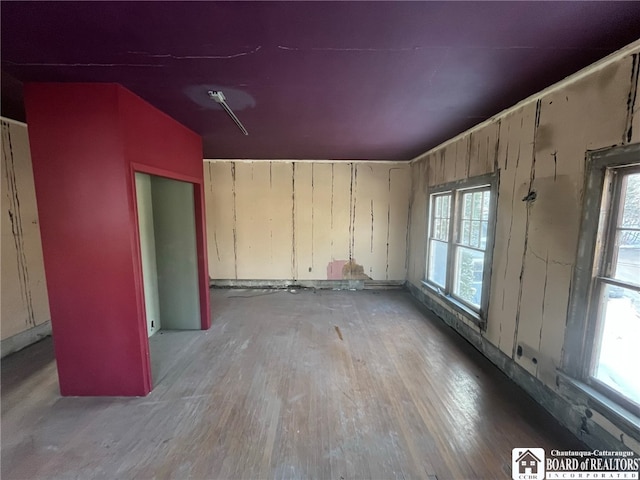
[512, 448, 545, 480]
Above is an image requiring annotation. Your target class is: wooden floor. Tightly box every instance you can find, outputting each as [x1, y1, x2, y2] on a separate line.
[2, 289, 584, 479]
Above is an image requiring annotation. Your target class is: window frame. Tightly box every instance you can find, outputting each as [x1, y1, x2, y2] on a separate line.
[563, 143, 640, 427]
[423, 173, 498, 327]
[427, 191, 453, 289]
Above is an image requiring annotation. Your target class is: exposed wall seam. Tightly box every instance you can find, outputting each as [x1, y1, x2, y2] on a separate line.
[231, 161, 238, 279]
[2, 121, 36, 328]
[485, 136, 490, 172]
[484, 120, 501, 331]
[493, 119, 501, 173]
[370, 199, 374, 254]
[291, 163, 297, 279]
[213, 231, 221, 262]
[624, 53, 639, 144]
[269, 161, 273, 270]
[386, 203, 391, 281]
[405, 164, 415, 272]
[348, 163, 355, 261]
[516, 117, 524, 169]
[504, 122, 511, 171]
[502, 139, 520, 311]
[311, 163, 315, 269]
[330, 164, 334, 255]
[538, 250, 550, 377]
[386, 168, 400, 281]
[476, 135, 481, 173]
[466, 133, 472, 177]
[454, 142, 459, 178]
[512, 99, 542, 359]
[351, 164, 358, 263]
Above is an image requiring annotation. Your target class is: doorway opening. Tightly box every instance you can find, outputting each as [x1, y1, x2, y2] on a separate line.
[135, 172, 202, 383]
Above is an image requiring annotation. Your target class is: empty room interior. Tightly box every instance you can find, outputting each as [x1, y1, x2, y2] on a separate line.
[2, 2, 640, 479]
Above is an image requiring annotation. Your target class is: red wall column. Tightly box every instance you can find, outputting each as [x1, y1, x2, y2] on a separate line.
[24, 83, 209, 396]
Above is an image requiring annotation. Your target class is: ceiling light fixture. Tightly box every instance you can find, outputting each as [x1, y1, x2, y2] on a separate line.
[207, 90, 249, 136]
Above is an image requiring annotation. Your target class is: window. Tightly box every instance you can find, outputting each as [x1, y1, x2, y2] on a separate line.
[588, 165, 640, 412]
[564, 144, 640, 422]
[424, 174, 497, 323]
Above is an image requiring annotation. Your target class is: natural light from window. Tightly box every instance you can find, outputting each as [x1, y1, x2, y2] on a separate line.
[425, 179, 494, 318]
[592, 171, 640, 408]
[452, 189, 490, 309]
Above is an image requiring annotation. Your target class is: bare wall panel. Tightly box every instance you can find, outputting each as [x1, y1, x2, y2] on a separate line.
[406, 44, 640, 452]
[0, 119, 50, 351]
[205, 160, 410, 282]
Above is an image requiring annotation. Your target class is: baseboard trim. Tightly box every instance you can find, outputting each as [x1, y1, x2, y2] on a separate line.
[363, 280, 405, 289]
[210, 279, 365, 290]
[405, 280, 633, 453]
[1, 320, 52, 358]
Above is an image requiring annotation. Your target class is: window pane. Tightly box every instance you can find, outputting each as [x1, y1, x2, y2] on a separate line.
[430, 194, 451, 241]
[463, 193, 472, 219]
[612, 173, 640, 284]
[613, 231, 640, 284]
[460, 220, 470, 245]
[472, 191, 482, 219]
[482, 191, 490, 221]
[433, 217, 445, 241]
[453, 246, 485, 308]
[480, 221, 488, 249]
[614, 172, 640, 285]
[593, 284, 640, 407]
[620, 173, 639, 228]
[471, 221, 481, 248]
[461, 189, 490, 218]
[428, 240, 448, 287]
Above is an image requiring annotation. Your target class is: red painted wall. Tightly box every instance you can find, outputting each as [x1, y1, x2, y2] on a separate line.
[24, 83, 209, 396]
[118, 87, 211, 333]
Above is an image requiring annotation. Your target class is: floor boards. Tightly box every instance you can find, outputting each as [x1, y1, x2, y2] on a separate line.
[1, 289, 585, 479]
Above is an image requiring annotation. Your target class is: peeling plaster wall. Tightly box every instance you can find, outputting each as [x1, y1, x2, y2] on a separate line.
[205, 160, 411, 282]
[1, 119, 50, 343]
[407, 45, 640, 451]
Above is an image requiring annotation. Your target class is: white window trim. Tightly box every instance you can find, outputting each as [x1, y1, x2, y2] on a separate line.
[422, 172, 498, 327]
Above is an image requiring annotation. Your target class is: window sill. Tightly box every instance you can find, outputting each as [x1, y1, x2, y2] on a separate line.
[420, 280, 485, 329]
[557, 371, 640, 443]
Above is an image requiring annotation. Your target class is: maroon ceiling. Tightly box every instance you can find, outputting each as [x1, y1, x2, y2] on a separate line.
[2, 2, 640, 160]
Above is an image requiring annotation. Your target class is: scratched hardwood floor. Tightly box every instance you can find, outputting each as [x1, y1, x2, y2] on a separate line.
[1, 289, 585, 479]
